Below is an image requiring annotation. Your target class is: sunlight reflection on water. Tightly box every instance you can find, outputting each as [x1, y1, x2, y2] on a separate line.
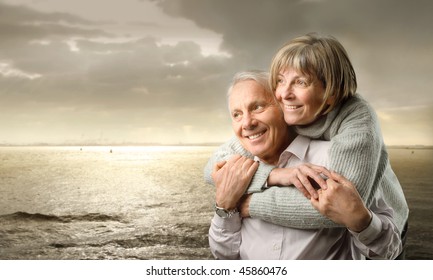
[0, 146, 432, 259]
[0, 146, 217, 259]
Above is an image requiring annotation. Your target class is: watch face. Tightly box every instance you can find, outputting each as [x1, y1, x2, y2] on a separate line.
[216, 208, 229, 218]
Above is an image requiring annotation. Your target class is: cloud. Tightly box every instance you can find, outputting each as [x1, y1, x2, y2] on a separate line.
[153, 0, 433, 144]
[0, 1, 234, 144]
[0, 0, 432, 145]
[155, 0, 433, 106]
[0, 62, 41, 79]
[0, 2, 109, 44]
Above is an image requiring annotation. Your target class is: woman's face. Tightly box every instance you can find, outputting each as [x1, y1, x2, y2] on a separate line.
[275, 68, 326, 126]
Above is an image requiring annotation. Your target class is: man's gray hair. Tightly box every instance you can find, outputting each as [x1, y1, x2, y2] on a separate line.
[227, 70, 272, 98]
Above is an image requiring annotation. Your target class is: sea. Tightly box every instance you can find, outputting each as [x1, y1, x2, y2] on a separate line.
[0, 146, 432, 260]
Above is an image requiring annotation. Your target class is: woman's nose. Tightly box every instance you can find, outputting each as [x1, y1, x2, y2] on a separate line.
[277, 83, 293, 100]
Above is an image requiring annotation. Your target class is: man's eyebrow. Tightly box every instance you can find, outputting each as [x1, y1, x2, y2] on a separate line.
[249, 100, 267, 107]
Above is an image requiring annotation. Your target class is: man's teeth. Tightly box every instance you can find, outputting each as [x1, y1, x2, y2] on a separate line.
[248, 132, 264, 140]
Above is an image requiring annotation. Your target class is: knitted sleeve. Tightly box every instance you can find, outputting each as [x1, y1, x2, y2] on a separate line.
[326, 98, 384, 207]
[203, 136, 275, 193]
[249, 187, 338, 229]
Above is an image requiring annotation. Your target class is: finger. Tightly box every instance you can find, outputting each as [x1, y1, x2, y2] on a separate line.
[227, 154, 242, 165]
[214, 160, 227, 172]
[298, 165, 329, 190]
[317, 166, 332, 178]
[240, 159, 259, 184]
[293, 179, 312, 199]
[298, 174, 319, 199]
[329, 171, 353, 187]
[308, 173, 328, 190]
[325, 177, 338, 189]
[247, 161, 259, 176]
[310, 195, 320, 210]
[307, 164, 332, 179]
[241, 157, 257, 169]
[233, 157, 255, 170]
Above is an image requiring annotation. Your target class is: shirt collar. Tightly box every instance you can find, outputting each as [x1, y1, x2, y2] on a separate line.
[252, 135, 311, 166]
[277, 135, 311, 167]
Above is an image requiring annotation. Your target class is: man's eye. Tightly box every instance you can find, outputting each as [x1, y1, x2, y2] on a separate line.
[232, 112, 241, 119]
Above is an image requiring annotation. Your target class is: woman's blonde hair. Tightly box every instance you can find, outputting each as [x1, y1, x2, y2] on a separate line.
[269, 33, 357, 114]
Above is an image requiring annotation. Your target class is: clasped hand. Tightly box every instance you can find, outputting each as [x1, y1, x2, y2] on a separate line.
[268, 163, 332, 199]
[212, 155, 258, 211]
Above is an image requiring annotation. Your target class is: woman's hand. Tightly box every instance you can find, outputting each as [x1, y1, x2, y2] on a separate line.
[310, 171, 372, 232]
[267, 163, 331, 199]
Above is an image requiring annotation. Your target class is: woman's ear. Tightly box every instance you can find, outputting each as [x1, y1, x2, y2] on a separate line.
[326, 95, 336, 106]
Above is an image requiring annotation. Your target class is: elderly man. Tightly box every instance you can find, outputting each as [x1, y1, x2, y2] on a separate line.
[207, 71, 402, 259]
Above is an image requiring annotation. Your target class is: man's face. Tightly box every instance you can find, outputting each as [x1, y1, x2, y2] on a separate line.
[229, 80, 288, 164]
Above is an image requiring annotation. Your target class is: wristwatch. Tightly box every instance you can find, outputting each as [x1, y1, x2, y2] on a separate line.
[214, 203, 238, 219]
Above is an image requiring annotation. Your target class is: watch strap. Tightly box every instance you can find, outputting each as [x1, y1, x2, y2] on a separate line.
[214, 203, 238, 219]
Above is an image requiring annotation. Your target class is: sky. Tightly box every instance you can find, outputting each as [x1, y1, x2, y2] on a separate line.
[0, 0, 432, 146]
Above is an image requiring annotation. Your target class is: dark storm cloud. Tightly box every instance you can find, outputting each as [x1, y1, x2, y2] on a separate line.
[0, 1, 230, 112]
[0, 2, 109, 43]
[0, 0, 432, 144]
[0, 1, 111, 78]
[155, 0, 433, 106]
[152, 0, 433, 144]
[1, 37, 231, 110]
[0, 2, 95, 24]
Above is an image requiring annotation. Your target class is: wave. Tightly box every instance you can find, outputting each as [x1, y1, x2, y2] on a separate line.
[48, 222, 210, 250]
[0, 211, 125, 223]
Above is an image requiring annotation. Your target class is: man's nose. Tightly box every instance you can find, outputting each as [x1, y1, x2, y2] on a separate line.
[242, 113, 257, 129]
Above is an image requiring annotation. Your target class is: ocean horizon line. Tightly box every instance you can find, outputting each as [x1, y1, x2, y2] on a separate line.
[1, 143, 433, 149]
[0, 142, 224, 147]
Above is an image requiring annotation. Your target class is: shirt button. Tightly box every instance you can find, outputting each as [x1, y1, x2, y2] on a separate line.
[273, 244, 281, 251]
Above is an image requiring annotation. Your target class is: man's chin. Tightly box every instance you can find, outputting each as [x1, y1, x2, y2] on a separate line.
[248, 147, 266, 158]
[241, 139, 267, 156]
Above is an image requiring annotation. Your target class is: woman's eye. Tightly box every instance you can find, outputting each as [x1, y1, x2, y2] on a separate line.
[296, 79, 308, 87]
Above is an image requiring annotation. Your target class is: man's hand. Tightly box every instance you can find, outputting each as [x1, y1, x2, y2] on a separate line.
[268, 164, 331, 199]
[212, 155, 259, 210]
[238, 194, 252, 218]
[310, 171, 372, 232]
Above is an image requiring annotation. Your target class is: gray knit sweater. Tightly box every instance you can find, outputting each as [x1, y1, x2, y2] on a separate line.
[204, 94, 409, 232]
